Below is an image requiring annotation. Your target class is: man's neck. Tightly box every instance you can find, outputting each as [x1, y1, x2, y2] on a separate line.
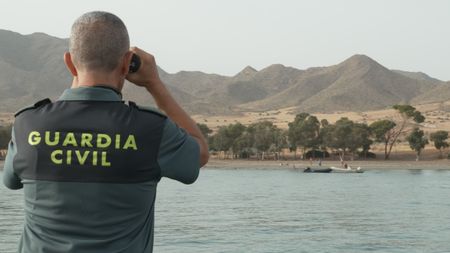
[71, 72, 123, 91]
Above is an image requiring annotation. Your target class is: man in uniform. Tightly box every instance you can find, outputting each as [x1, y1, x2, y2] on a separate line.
[3, 11, 209, 253]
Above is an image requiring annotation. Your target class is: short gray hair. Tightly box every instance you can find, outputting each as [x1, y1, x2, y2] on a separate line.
[69, 11, 130, 72]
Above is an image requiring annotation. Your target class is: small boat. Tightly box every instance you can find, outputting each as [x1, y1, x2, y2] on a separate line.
[330, 166, 364, 173]
[303, 167, 332, 173]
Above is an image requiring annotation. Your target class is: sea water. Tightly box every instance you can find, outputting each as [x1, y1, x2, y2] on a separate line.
[1, 168, 450, 253]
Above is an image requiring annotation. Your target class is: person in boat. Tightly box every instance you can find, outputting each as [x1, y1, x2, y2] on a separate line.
[3, 11, 209, 253]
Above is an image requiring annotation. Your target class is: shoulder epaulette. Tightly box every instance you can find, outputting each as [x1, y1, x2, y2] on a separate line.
[127, 101, 167, 118]
[14, 98, 52, 117]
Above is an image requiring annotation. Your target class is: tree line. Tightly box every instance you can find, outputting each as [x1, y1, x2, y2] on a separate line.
[0, 104, 449, 161]
[198, 105, 450, 161]
[0, 125, 12, 150]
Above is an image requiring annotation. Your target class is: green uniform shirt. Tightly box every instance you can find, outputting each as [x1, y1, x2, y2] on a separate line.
[3, 86, 200, 253]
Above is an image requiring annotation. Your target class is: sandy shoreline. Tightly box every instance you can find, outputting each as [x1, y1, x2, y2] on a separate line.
[204, 158, 450, 170]
[1, 159, 449, 171]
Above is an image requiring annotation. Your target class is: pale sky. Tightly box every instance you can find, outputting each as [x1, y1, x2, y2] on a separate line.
[1, 0, 449, 80]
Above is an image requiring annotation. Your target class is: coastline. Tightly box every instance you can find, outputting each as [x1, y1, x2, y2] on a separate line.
[205, 158, 450, 170]
[1, 159, 449, 172]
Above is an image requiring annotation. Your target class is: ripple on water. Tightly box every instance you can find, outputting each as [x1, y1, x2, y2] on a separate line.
[2, 170, 450, 253]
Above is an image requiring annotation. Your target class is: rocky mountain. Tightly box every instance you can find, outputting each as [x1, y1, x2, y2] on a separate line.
[1, 30, 449, 114]
[0, 30, 70, 111]
[239, 55, 443, 112]
[392, 70, 442, 83]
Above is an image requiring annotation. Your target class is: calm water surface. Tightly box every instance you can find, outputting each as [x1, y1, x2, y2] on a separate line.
[1, 167, 450, 253]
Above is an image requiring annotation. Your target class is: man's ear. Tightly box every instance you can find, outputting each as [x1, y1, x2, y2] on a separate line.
[64, 52, 78, 76]
[121, 51, 134, 75]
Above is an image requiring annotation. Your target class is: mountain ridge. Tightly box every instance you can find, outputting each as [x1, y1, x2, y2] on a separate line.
[1, 29, 449, 115]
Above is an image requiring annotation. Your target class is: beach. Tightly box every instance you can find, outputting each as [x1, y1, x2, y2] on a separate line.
[1, 159, 450, 171]
[205, 158, 450, 170]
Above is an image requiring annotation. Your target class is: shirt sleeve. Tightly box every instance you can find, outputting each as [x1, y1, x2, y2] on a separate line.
[3, 127, 23, 190]
[158, 119, 200, 184]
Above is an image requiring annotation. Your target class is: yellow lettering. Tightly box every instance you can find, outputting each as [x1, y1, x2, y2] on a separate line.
[115, 134, 121, 149]
[28, 131, 41, 145]
[75, 150, 90, 165]
[66, 150, 72, 165]
[123, 135, 137, 150]
[101, 152, 111, 167]
[92, 151, 98, 166]
[80, 133, 93, 148]
[51, 150, 63, 164]
[97, 134, 111, 148]
[45, 131, 59, 146]
[62, 133, 78, 147]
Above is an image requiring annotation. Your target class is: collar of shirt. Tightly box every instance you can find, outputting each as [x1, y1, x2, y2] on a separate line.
[59, 86, 122, 102]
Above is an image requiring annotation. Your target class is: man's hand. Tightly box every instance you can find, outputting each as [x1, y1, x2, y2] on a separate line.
[125, 47, 209, 167]
[126, 47, 162, 90]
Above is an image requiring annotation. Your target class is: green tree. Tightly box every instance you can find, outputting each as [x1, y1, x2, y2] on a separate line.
[317, 121, 332, 157]
[370, 120, 396, 159]
[288, 113, 321, 159]
[248, 121, 281, 160]
[320, 119, 329, 128]
[350, 123, 373, 158]
[233, 131, 254, 159]
[302, 116, 321, 153]
[211, 123, 246, 158]
[293, 112, 310, 123]
[323, 117, 354, 162]
[370, 105, 425, 160]
[393, 105, 425, 123]
[0, 125, 12, 149]
[210, 127, 227, 152]
[323, 118, 371, 161]
[430, 130, 449, 159]
[270, 129, 288, 160]
[288, 114, 304, 159]
[406, 127, 428, 161]
[197, 123, 212, 138]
